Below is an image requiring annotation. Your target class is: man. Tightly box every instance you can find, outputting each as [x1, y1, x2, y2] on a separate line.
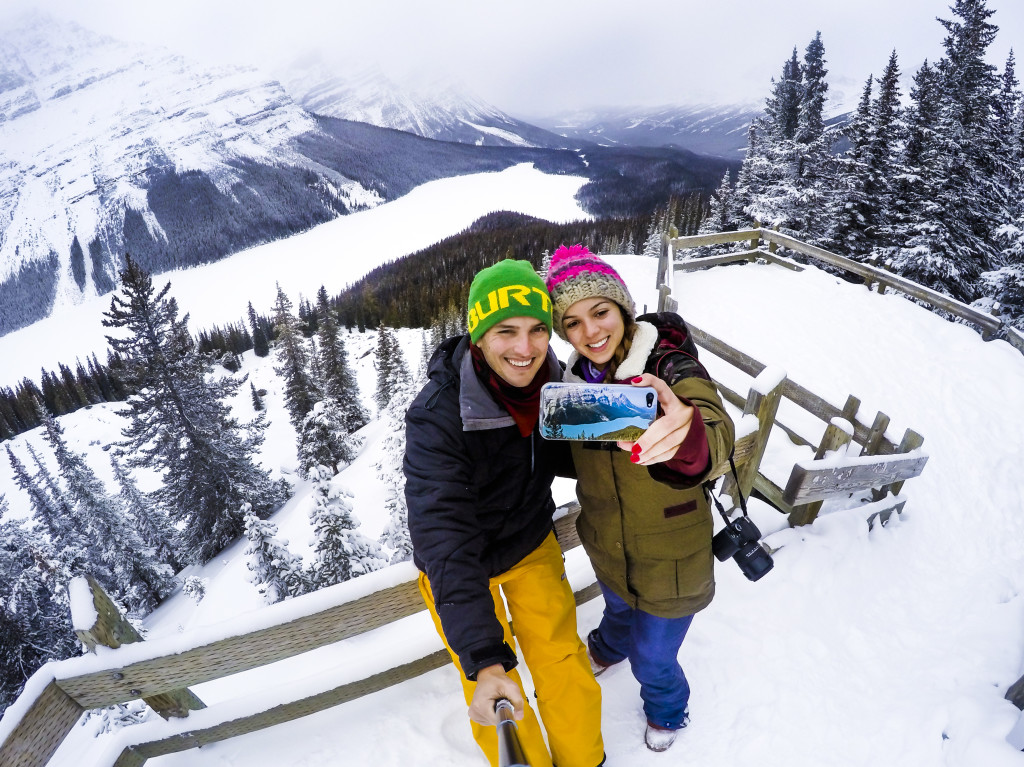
[404, 259, 604, 767]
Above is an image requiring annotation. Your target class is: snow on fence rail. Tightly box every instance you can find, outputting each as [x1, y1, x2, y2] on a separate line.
[0, 237, 936, 767]
[666, 227, 1023, 354]
[656, 232, 930, 526]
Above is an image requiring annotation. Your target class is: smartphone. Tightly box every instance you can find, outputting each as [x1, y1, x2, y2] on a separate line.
[539, 382, 657, 441]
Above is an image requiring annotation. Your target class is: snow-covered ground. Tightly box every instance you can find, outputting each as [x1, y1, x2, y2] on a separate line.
[2, 166, 1024, 767]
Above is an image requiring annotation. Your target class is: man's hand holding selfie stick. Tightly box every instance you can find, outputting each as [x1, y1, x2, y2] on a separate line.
[467, 667, 530, 766]
[469, 665, 524, 725]
[617, 373, 696, 465]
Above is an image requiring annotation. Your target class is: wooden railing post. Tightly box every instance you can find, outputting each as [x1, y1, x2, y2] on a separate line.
[789, 418, 855, 527]
[74, 576, 205, 720]
[0, 679, 85, 767]
[722, 370, 785, 504]
[1006, 674, 1024, 709]
[884, 429, 924, 497]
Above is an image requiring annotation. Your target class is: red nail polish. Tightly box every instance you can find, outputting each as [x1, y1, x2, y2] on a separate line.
[631, 444, 642, 454]
[632, 376, 643, 383]
[630, 454, 640, 463]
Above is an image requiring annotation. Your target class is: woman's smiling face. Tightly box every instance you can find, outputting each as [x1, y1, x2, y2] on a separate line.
[561, 297, 625, 370]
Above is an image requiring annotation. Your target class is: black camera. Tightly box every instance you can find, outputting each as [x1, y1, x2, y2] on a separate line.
[711, 516, 774, 581]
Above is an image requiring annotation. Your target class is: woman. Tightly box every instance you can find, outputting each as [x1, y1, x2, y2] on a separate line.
[544, 244, 735, 752]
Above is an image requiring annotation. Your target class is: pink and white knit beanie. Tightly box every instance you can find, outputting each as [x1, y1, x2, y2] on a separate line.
[545, 244, 635, 340]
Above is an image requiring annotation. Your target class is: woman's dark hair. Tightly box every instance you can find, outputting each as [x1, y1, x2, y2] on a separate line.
[608, 306, 637, 379]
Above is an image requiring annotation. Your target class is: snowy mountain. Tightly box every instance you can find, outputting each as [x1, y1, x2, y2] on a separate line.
[278, 60, 583, 150]
[530, 103, 764, 158]
[532, 99, 854, 159]
[0, 12, 380, 333]
[0, 15, 593, 338]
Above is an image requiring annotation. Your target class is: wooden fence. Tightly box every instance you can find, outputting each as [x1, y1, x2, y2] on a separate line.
[0, 233, 935, 766]
[665, 227, 1024, 354]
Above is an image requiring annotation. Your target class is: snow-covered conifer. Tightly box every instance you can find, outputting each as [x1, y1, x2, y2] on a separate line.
[307, 467, 386, 588]
[40, 408, 175, 614]
[103, 255, 288, 565]
[315, 286, 368, 433]
[243, 505, 307, 604]
[247, 301, 270, 358]
[375, 358, 425, 563]
[109, 455, 180, 571]
[374, 324, 409, 412]
[297, 399, 358, 478]
[272, 284, 320, 432]
[181, 575, 208, 603]
[695, 171, 736, 257]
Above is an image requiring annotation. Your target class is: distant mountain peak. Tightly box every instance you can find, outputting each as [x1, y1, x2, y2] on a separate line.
[275, 61, 569, 148]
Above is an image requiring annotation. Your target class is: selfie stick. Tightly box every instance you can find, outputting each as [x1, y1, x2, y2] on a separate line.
[495, 698, 530, 767]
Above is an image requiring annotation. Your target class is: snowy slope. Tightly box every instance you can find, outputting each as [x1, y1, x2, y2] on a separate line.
[1, 169, 1024, 766]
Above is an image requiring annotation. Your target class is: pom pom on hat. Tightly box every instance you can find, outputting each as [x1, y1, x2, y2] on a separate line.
[545, 244, 635, 339]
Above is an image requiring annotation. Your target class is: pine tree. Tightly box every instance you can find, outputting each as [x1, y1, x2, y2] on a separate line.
[109, 455, 180, 572]
[695, 172, 737, 257]
[789, 32, 834, 241]
[374, 325, 410, 413]
[641, 214, 665, 260]
[375, 367, 422, 564]
[0, 509, 80, 714]
[272, 284, 319, 432]
[243, 506, 307, 604]
[103, 255, 288, 565]
[0, 559, 80, 715]
[250, 381, 264, 412]
[306, 467, 386, 588]
[6, 445, 65, 542]
[247, 301, 270, 358]
[297, 399, 358, 478]
[827, 77, 877, 257]
[40, 408, 175, 614]
[889, 1, 1002, 301]
[315, 286, 368, 433]
[866, 51, 907, 259]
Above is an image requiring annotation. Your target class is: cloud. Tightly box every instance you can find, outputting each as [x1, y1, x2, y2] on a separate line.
[6, 0, 1023, 116]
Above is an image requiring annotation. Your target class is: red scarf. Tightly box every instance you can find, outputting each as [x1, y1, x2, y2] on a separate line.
[470, 344, 549, 437]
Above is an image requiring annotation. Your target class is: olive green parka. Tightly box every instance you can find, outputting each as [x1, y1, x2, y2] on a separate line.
[566, 313, 735, 619]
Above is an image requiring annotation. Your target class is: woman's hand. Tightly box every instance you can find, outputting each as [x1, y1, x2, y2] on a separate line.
[616, 374, 696, 465]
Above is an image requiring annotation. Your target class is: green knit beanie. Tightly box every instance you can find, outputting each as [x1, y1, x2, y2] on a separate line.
[467, 259, 552, 343]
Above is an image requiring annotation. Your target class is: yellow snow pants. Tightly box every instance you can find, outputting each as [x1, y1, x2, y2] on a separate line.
[418, 531, 604, 767]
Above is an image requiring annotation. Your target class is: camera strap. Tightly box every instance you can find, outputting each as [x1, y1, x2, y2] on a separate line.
[705, 452, 748, 524]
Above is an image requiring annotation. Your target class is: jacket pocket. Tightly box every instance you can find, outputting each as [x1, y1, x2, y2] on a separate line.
[628, 517, 713, 602]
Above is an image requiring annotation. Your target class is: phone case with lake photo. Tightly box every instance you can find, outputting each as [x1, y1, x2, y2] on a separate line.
[539, 382, 658, 441]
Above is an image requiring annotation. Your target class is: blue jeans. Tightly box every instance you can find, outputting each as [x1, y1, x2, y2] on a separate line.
[590, 580, 694, 730]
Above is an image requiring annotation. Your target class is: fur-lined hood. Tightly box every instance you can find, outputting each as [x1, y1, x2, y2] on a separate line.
[563, 321, 659, 383]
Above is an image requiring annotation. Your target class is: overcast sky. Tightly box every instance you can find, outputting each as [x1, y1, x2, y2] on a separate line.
[6, 0, 1024, 116]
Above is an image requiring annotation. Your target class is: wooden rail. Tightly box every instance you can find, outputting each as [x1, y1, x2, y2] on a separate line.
[668, 228, 1022, 352]
[658, 233, 928, 525]
[0, 508, 588, 767]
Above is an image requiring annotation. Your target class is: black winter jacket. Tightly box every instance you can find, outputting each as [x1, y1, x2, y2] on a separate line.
[404, 334, 570, 679]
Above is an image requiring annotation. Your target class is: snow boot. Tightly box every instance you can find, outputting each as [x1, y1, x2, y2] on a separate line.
[644, 722, 678, 752]
[586, 629, 621, 677]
